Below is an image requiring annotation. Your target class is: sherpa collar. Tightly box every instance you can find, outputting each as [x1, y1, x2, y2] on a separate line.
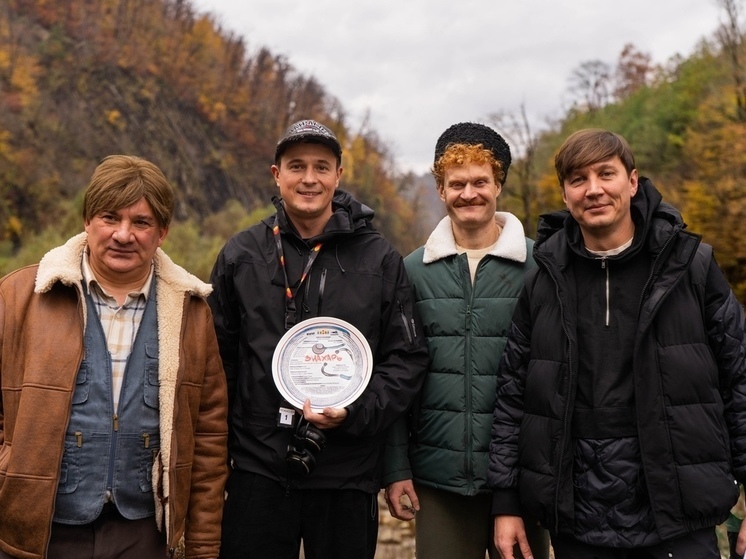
[34, 232, 211, 298]
[422, 212, 528, 264]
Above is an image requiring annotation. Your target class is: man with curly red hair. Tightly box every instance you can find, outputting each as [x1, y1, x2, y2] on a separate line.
[383, 122, 549, 559]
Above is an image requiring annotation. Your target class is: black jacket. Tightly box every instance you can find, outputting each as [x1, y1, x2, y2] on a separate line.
[488, 178, 746, 541]
[209, 190, 429, 492]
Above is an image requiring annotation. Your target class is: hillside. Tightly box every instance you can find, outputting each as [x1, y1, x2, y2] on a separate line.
[493, 39, 746, 302]
[1, 1, 745, 302]
[0, 0, 427, 277]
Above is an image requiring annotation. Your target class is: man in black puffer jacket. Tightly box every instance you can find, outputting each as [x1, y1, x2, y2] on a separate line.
[488, 128, 746, 559]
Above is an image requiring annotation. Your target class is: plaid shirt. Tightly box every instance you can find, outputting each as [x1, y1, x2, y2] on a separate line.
[81, 252, 154, 412]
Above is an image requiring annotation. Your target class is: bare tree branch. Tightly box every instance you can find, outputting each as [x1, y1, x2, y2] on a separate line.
[715, 0, 746, 120]
[488, 103, 540, 231]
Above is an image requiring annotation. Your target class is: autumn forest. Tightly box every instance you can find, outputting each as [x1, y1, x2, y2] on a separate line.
[1, 0, 745, 303]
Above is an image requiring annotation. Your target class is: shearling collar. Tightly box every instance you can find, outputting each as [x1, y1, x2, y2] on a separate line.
[34, 232, 211, 298]
[422, 212, 528, 264]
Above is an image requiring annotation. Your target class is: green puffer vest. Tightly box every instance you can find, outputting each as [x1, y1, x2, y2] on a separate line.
[383, 213, 535, 496]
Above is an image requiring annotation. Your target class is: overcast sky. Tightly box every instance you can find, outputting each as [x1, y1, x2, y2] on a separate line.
[191, 0, 725, 175]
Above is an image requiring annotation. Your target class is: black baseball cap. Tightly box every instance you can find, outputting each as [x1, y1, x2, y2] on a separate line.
[275, 119, 342, 163]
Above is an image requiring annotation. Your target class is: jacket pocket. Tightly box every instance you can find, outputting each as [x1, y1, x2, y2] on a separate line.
[143, 343, 159, 409]
[72, 362, 90, 405]
[138, 433, 160, 492]
[57, 437, 81, 494]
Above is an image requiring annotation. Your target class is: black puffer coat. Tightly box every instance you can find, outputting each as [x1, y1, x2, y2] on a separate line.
[488, 178, 746, 541]
[209, 190, 429, 493]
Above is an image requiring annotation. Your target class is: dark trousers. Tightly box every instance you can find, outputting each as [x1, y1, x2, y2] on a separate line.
[219, 470, 378, 559]
[0, 504, 167, 559]
[728, 531, 742, 559]
[413, 483, 550, 559]
[552, 527, 720, 559]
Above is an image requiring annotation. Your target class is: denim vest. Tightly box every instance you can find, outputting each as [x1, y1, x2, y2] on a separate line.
[54, 282, 160, 524]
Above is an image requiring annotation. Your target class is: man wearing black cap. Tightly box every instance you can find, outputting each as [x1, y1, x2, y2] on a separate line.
[382, 122, 549, 559]
[209, 119, 429, 559]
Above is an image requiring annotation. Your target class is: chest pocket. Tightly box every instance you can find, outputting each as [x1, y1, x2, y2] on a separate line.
[72, 362, 90, 405]
[143, 343, 159, 409]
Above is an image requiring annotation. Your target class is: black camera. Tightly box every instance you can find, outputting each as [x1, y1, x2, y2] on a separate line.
[286, 419, 327, 476]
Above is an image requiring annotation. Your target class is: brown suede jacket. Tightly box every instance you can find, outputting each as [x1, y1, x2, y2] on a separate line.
[0, 233, 229, 559]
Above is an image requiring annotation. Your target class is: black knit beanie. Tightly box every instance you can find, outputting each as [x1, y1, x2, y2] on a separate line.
[433, 122, 511, 183]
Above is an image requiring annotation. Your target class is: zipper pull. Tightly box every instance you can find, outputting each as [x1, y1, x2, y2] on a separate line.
[112, 414, 119, 431]
[397, 300, 414, 343]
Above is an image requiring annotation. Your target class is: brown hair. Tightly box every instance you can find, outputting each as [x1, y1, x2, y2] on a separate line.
[432, 143, 504, 187]
[83, 155, 174, 227]
[554, 129, 636, 186]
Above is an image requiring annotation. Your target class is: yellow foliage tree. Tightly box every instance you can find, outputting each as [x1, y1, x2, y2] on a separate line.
[680, 92, 746, 301]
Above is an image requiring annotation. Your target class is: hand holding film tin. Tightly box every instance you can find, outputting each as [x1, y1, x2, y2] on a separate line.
[272, 317, 373, 412]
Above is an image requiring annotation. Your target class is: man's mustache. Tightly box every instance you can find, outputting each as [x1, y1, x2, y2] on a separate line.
[453, 200, 486, 208]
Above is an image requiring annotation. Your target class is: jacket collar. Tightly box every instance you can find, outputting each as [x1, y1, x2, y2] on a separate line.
[422, 212, 528, 264]
[34, 232, 211, 298]
[270, 189, 375, 244]
[534, 177, 683, 264]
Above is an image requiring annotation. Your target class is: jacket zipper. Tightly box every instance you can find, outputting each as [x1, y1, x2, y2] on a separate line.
[303, 274, 311, 316]
[463, 255, 480, 493]
[106, 412, 119, 501]
[601, 257, 610, 327]
[397, 301, 414, 344]
[302, 253, 327, 318]
[299, 245, 317, 319]
[318, 269, 327, 315]
[636, 232, 676, 321]
[540, 256, 574, 535]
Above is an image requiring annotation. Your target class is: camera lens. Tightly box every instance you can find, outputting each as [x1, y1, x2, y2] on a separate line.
[286, 421, 327, 476]
[297, 422, 326, 453]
